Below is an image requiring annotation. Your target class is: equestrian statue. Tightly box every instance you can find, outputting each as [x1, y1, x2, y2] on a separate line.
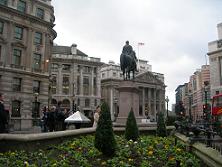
[120, 41, 138, 80]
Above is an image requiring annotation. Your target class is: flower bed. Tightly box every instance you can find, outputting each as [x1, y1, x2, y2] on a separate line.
[0, 135, 200, 167]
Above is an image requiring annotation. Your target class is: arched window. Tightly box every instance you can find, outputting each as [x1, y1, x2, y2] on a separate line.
[11, 100, 21, 117]
[51, 99, 57, 106]
[62, 99, 70, 109]
[85, 98, 90, 107]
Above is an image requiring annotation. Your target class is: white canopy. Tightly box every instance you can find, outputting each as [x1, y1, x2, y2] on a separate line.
[64, 111, 91, 123]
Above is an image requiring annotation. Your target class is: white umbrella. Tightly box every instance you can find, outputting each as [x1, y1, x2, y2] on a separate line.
[64, 111, 91, 123]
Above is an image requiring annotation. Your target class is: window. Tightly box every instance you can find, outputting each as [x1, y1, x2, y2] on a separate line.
[62, 64, 70, 71]
[62, 75, 69, 94]
[34, 32, 42, 45]
[85, 99, 90, 107]
[113, 72, 117, 77]
[11, 100, 21, 117]
[12, 77, 21, 91]
[77, 76, 80, 95]
[83, 66, 91, 73]
[33, 80, 40, 93]
[102, 73, 105, 78]
[83, 76, 89, 95]
[51, 63, 58, 70]
[77, 98, 80, 106]
[51, 75, 57, 94]
[94, 67, 97, 74]
[33, 53, 41, 69]
[77, 65, 81, 72]
[0, 0, 7, 5]
[14, 26, 23, 40]
[12, 49, 21, 65]
[0, 21, 3, 34]
[93, 77, 97, 95]
[17, 0, 26, 13]
[36, 8, 44, 19]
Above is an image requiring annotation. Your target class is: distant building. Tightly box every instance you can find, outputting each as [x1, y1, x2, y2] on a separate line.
[51, 44, 103, 119]
[175, 65, 210, 122]
[138, 59, 152, 72]
[208, 22, 222, 96]
[0, 0, 56, 131]
[101, 61, 165, 122]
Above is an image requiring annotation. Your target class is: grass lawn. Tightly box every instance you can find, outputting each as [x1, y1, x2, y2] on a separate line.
[0, 135, 200, 167]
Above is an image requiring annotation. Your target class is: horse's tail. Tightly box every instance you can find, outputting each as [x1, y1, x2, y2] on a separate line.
[120, 53, 125, 70]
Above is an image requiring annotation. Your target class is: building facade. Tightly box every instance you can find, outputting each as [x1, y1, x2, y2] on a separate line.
[0, 0, 56, 131]
[51, 44, 103, 120]
[101, 61, 165, 122]
[208, 22, 222, 96]
[175, 65, 210, 122]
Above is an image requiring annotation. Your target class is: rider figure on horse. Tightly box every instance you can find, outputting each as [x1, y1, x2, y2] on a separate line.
[122, 41, 138, 71]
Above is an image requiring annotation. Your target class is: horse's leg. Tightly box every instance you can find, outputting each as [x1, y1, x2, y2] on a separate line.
[128, 70, 130, 80]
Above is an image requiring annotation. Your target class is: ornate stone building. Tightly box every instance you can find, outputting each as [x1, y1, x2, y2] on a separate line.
[208, 22, 222, 96]
[0, 0, 56, 131]
[101, 61, 165, 122]
[51, 44, 103, 119]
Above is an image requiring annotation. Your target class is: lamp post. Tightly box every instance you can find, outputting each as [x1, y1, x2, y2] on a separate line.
[188, 90, 192, 123]
[33, 92, 39, 126]
[165, 96, 169, 120]
[204, 81, 209, 125]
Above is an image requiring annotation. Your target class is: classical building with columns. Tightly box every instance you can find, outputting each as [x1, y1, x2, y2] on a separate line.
[101, 61, 165, 122]
[208, 22, 222, 96]
[0, 0, 56, 131]
[51, 44, 103, 119]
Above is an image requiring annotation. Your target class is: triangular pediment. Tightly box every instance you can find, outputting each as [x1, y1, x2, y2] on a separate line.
[134, 71, 164, 85]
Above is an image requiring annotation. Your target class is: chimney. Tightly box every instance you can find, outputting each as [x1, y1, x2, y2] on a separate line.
[71, 44, 77, 55]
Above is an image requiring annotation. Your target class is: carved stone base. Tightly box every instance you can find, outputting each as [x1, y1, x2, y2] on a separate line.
[115, 80, 139, 124]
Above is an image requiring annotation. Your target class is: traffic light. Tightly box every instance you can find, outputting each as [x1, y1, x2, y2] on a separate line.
[203, 103, 211, 120]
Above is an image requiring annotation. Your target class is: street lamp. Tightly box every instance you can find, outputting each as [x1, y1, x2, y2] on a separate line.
[33, 92, 39, 126]
[165, 96, 169, 119]
[204, 81, 210, 125]
[188, 90, 192, 123]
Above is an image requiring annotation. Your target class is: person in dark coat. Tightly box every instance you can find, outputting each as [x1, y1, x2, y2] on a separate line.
[47, 106, 56, 132]
[0, 93, 7, 133]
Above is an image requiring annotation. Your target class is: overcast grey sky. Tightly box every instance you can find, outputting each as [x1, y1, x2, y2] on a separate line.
[52, 0, 222, 109]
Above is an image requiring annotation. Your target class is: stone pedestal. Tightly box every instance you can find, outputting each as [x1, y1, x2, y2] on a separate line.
[116, 81, 139, 124]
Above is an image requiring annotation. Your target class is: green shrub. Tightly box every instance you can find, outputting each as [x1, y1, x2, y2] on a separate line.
[94, 102, 116, 156]
[156, 112, 167, 137]
[125, 108, 139, 141]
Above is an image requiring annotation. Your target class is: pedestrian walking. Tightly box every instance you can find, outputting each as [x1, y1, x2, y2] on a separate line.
[47, 106, 56, 132]
[93, 105, 101, 127]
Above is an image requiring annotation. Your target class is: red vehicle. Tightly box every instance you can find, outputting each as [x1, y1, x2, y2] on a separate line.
[212, 93, 222, 135]
[212, 93, 222, 116]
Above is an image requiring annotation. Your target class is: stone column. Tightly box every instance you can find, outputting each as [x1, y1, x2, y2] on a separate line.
[91, 70, 94, 96]
[142, 87, 145, 116]
[153, 88, 157, 120]
[80, 67, 83, 95]
[110, 86, 114, 121]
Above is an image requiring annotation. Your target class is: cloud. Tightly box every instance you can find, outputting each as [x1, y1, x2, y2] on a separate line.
[52, 0, 222, 109]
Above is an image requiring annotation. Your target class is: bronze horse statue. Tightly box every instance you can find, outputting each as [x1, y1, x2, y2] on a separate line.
[120, 51, 137, 80]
